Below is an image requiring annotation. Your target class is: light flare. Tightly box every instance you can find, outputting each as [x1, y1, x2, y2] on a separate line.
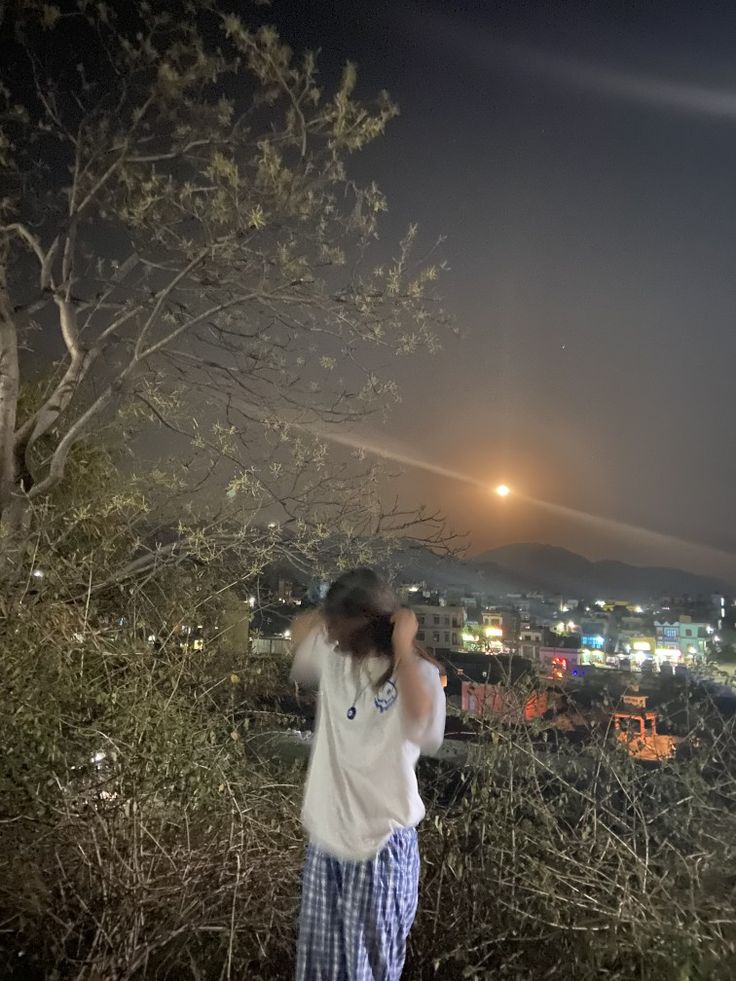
[306, 425, 735, 567]
[233, 399, 735, 570]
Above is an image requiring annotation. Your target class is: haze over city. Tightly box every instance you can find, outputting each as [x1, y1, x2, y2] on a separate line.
[270, 0, 736, 582]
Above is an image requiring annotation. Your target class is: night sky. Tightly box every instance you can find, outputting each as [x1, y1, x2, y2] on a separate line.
[268, 0, 736, 581]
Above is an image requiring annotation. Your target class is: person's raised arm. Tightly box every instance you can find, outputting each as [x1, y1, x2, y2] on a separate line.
[290, 608, 325, 685]
[391, 608, 434, 724]
[291, 608, 324, 648]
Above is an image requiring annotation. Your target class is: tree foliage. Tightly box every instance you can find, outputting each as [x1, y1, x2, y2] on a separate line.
[0, 0, 453, 585]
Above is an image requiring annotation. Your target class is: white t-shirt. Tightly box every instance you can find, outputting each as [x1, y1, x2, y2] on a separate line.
[292, 625, 446, 861]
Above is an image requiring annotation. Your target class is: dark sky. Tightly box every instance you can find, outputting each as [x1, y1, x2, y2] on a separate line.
[267, 0, 736, 580]
[17, 0, 732, 578]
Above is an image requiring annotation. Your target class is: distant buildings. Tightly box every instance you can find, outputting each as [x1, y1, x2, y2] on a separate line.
[461, 680, 548, 721]
[397, 580, 724, 672]
[539, 645, 581, 677]
[413, 604, 465, 657]
[615, 615, 650, 653]
[579, 616, 608, 651]
[519, 625, 545, 662]
[654, 614, 711, 663]
[277, 577, 295, 604]
[480, 606, 521, 651]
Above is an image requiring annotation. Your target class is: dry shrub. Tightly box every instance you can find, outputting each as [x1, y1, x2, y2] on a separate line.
[0, 584, 303, 980]
[4, 771, 301, 981]
[3, 547, 736, 978]
[410, 704, 736, 980]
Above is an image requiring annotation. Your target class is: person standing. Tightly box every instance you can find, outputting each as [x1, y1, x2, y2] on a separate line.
[291, 568, 446, 981]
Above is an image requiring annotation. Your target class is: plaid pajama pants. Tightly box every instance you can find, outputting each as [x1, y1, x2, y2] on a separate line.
[296, 827, 420, 981]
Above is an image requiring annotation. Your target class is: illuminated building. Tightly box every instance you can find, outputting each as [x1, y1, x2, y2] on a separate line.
[678, 615, 710, 660]
[619, 636, 657, 669]
[481, 607, 521, 649]
[594, 599, 635, 612]
[539, 645, 580, 678]
[414, 604, 465, 656]
[655, 620, 680, 651]
[655, 615, 710, 662]
[461, 682, 548, 721]
[615, 614, 648, 650]
[579, 614, 609, 649]
[519, 625, 545, 662]
[397, 582, 425, 604]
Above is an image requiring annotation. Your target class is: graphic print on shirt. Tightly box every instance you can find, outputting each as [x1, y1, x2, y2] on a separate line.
[374, 679, 398, 713]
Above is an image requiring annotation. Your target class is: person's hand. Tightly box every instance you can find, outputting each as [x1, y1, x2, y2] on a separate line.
[391, 608, 418, 654]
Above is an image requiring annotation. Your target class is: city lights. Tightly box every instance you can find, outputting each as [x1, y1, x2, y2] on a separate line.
[5, 5, 736, 978]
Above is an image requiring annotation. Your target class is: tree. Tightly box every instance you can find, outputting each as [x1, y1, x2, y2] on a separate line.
[0, 0, 453, 586]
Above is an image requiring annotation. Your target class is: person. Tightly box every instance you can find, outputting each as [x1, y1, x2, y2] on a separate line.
[291, 568, 446, 981]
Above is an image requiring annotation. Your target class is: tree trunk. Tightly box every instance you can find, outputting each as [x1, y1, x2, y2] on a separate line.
[0, 287, 19, 512]
[0, 286, 27, 582]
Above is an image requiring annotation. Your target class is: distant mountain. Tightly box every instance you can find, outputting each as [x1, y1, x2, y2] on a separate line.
[266, 536, 731, 602]
[470, 543, 731, 599]
[387, 540, 484, 590]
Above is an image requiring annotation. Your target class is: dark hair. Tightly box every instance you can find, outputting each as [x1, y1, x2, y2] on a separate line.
[323, 568, 397, 660]
[323, 568, 440, 688]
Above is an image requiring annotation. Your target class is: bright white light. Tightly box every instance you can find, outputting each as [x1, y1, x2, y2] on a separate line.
[495, 484, 511, 498]
[267, 521, 278, 529]
[283, 629, 291, 639]
[32, 569, 44, 579]
[248, 596, 256, 608]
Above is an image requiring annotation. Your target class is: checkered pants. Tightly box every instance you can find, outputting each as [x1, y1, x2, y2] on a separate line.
[296, 827, 420, 981]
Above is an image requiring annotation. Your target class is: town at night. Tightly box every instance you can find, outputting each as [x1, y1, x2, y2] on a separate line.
[2, 2, 736, 979]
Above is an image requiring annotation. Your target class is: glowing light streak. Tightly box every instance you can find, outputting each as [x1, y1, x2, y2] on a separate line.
[234, 398, 735, 570]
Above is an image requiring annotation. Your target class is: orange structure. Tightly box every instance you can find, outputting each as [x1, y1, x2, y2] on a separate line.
[461, 681, 548, 722]
[611, 709, 679, 761]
